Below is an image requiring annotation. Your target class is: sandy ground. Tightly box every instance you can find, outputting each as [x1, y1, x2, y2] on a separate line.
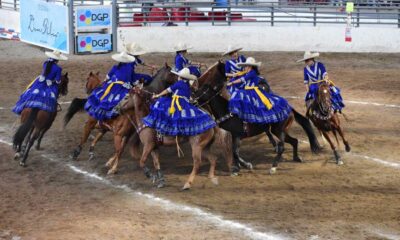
[0, 39, 400, 240]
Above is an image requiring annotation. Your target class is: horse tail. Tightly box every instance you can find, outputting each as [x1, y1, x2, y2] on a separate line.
[63, 98, 87, 127]
[292, 109, 321, 153]
[13, 108, 39, 150]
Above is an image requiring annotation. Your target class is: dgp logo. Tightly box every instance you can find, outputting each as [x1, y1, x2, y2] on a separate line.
[79, 10, 93, 25]
[78, 9, 110, 26]
[79, 36, 93, 51]
[77, 34, 112, 53]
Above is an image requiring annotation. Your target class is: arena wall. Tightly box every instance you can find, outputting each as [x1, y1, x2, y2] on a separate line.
[0, 9, 20, 39]
[117, 26, 400, 53]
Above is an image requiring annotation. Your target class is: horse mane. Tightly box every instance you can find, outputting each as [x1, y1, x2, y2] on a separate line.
[146, 64, 173, 93]
[59, 72, 69, 96]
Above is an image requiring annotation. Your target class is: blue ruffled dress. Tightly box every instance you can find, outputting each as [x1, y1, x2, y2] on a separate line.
[13, 59, 61, 114]
[229, 70, 292, 124]
[225, 55, 246, 94]
[143, 80, 216, 136]
[175, 53, 201, 77]
[304, 61, 345, 111]
[84, 63, 135, 120]
[132, 57, 153, 85]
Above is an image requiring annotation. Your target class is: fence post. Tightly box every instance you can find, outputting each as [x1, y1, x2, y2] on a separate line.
[313, 6, 317, 26]
[185, 7, 188, 26]
[112, 0, 117, 52]
[14, 0, 17, 10]
[68, 0, 75, 54]
[227, 3, 231, 26]
[356, 7, 360, 27]
[271, 6, 274, 26]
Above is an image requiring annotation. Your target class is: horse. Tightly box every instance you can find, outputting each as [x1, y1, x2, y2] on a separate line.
[64, 65, 175, 162]
[308, 81, 351, 165]
[194, 61, 321, 174]
[118, 86, 233, 190]
[13, 72, 69, 166]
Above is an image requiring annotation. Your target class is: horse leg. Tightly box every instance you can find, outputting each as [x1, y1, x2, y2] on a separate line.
[70, 117, 96, 160]
[266, 128, 278, 152]
[284, 133, 302, 163]
[35, 113, 55, 151]
[108, 135, 126, 175]
[15, 127, 33, 160]
[150, 150, 165, 188]
[20, 128, 40, 167]
[182, 145, 202, 190]
[322, 131, 343, 165]
[232, 136, 253, 171]
[88, 130, 106, 161]
[270, 124, 286, 174]
[140, 143, 155, 180]
[334, 117, 351, 152]
[204, 148, 218, 185]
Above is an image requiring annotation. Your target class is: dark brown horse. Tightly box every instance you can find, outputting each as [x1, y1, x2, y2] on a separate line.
[308, 82, 351, 165]
[13, 72, 69, 166]
[118, 86, 233, 190]
[194, 61, 321, 174]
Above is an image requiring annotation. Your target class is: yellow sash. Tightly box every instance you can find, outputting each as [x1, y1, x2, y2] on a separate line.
[25, 77, 39, 91]
[227, 69, 249, 81]
[100, 81, 124, 101]
[169, 95, 183, 115]
[245, 86, 273, 110]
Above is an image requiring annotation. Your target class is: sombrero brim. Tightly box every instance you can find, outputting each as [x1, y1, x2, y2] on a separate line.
[112, 53, 135, 63]
[237, 62, 261, 67]
[296, 53, 320, 62]
[171, 70, 197, 81]
[222, 47, 243, 56]
[174, 46, 192, 52]
[130, 50, 147, 56]
[45, 51, 68, 61]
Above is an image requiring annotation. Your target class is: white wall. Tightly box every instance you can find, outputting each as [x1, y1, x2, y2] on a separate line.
[0, 8, 20, 32]
[117, 26, 400, 53]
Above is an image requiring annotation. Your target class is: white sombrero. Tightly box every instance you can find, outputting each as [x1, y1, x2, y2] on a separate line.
[125, 42, 147, 56]
[222, 45, 243, 56]
[45, 50, 68, 61]
[171, 68, 197, 82]
[174, 42, 192, 52]
[111, 52, 136, 63]
[296, 51, 320, 62]
[237, 57, 261, 67]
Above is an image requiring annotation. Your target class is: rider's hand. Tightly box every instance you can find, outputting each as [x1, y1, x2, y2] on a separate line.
[227, 82, 232, 87]
[152, 93, 159, 99]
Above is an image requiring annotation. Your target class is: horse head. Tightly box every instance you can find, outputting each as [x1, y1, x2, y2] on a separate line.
[148, 63, 177, 93]
[194, 61, 228, 103]
[317, 81, 332, 114]
[86, 71, 102, 95]
[59, 72, 69, 96]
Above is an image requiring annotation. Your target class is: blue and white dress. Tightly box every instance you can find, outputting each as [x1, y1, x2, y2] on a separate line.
[84, 63, 135, 120]
[225, 55, 246, 94]
[229, 70, 292, 124]
[132, 57, 153, 85]
[143, 80, 216, 136]
[13, 59, 62, 114]
[175, 53, 201, 78]
[304, 61, 344, 111]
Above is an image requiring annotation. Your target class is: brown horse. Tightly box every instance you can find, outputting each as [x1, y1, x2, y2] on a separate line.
[194, 61, 321, 174]
[118, 86, 233, 189]
[13, 72, 69, 166]
[309, 82, 351, 165]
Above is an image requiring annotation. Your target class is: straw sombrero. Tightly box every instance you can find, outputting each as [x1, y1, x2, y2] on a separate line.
[174, 42, 192, 52]
[222, 45, 243, 56]
[125, 42, 147, 56]
[111, 52, 136, 63]
[45, 50, 68, 61]
[237, 57, 261, 67]
[171, 68, 197, 82]
[296, 51, 320, 62]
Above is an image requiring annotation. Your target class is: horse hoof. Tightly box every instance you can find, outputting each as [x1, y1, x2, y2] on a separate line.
[269, 167, 277, 175]
[337, 160, 344, 166]
[293, 156, 303, 163]
[210, 177, 219, 185]
[88, 153, 95, 161]
[14, 153, 20, 160]
[19, 162, 26, 167]
[107, 169, 117, 175]
[245, 162, 253, 170]
[345, 145, 351, 152]
[181, 183, 191, 191]
[157, 180, 166, 188]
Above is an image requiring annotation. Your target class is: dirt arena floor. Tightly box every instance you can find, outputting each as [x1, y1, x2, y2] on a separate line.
[0, 40, 399, 240]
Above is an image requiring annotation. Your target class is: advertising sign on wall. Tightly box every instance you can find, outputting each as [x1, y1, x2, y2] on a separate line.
[76, 34, 112, 53]
[20, 0, 69, 53]
[76, 5, 112, 30]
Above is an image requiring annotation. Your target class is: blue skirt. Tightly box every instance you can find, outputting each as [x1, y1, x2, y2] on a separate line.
[13, 76, 59, 114]
[229, 88, 292, 124]
[306, 83, 345, 111]
[84, 80, 130, 121]
[188, 66, 201, 78]
[227, 76, 245, 95]
[143, 96, 216, 136]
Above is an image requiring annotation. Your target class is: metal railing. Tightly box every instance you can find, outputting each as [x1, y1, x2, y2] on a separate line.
[115, 0, 400, 27]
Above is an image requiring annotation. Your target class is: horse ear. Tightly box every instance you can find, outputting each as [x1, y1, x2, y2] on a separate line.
[96, 71, 100, 76]
[165, 62, 169, 68]
[89, 71, 93, 76]
[65, 72, 68, 77]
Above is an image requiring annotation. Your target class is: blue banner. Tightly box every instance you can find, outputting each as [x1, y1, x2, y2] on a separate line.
[20, 0, 69, 53]
[76, 6, 112, 30]
[77, 34, 112, 53]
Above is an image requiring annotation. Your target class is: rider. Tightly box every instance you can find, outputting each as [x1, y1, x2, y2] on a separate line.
[125, 42, 156, 85]
[227, 57, 292, 123]
[222, 45, 247, 95]
[174, 42, 204, 78]
[13, 50, 68, 114]
[143, 68, 216, 136]
[84, 51, 136, 121]
[297, 51, 345, 114]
